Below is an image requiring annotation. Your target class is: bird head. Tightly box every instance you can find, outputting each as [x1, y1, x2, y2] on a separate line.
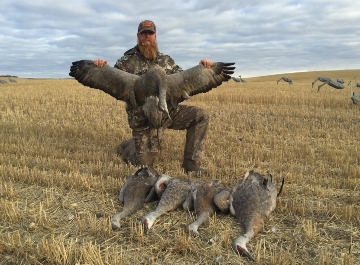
[142, 212, 157, 234]
[155, 174, 172, 197]
[232, 236, 256, 262]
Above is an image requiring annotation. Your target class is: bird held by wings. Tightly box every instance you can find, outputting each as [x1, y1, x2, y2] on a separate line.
[69, 60, 235, 128]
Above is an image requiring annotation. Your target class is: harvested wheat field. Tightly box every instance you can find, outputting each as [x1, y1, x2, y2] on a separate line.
[0, 69, 359, 265]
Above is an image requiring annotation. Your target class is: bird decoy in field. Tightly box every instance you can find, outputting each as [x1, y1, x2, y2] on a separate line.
[312, 76, 331, 88]
[351, 91, 360, 105]
[111, 167, 159, 230]
[232, 76, 247, 83]
[277, 77, 292, 84]
[7, 76, 17, 82]
[186, 180, 229, 236]
[239, 75, 247, 83]
[229, 170, 284, 261]
[69, 60, 235, 129]
[349, 81, 360, 105]
[232, 76, 241, 83]
[0, 80, 7, 84]
[316, 79, 345, 92]
[336, 78, 344, 84]
[142, 174, 192, 234]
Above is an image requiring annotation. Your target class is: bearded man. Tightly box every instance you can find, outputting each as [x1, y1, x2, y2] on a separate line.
[94, 20, 213, 176]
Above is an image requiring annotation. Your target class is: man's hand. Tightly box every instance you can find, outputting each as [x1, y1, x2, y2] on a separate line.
[199, 59, 213, 69]
[94, 58, 109, 68]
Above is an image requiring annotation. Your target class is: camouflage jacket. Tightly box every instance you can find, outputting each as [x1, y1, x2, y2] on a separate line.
[114, 45, 183, 129]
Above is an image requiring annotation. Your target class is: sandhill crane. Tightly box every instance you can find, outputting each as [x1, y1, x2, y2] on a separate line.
[0, 80, 7, 84]
[186, 180, 229, 236]
[317, 79, 345, 92]
[336, 78, 344, 84]
[350, 77, 360, 87]
[70, 60, 235, 129]
[229, 170, 284, 261]
[232, 76, 241, 83]
[348, 80, 360, 105]
[277, 77, 292, 84]
[239, 75, 247, 83]
[8, 76, 17, 82]
[142, 174, 192, 234]
[111, 167, 159, 230]
[312, 76, 331, 88]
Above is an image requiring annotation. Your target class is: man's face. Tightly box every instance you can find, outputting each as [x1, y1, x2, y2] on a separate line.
[137, 31, 156, 46]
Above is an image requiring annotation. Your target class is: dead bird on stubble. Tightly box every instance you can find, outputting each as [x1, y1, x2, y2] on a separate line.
[185, 179, 231, 236]
[229, 170, 284, 261]
[111, 167, 159, 230]
[142, 174, 193, 234]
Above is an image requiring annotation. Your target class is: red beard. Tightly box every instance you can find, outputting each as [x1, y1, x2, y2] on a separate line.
[138, 39, 158, 60]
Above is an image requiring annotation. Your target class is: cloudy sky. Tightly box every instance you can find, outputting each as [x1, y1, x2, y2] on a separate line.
[1, 0, 359, 78]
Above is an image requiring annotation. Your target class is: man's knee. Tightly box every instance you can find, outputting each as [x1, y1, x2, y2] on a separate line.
[195, 108, 209, 123]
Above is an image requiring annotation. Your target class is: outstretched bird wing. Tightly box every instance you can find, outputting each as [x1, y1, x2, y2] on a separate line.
[166, 62, 235, 104]
[69, 60, 139, 103]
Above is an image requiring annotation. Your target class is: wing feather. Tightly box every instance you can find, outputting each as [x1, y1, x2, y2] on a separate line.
[69, 60, 139, 103]
[166, 62, 235, 103]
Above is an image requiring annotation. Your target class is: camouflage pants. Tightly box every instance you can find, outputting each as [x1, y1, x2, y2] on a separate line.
[118, 105, 209, 166]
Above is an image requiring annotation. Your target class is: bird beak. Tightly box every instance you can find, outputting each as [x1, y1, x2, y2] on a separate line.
[236, 245, 256, 262]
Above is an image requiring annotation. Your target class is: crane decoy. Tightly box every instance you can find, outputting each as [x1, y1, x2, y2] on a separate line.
[8, 76, 17, 82]
[312, 76, 331, 88]
[317, 79, 344, 92]
[142, 174, 192, 234]
[111, 167, 159, 230]
[229, 170, 284, 261]
[69, 60, 235, 129]
[336, 78, 344, 84]
[232, 75, 246, 83]
[277, 77, 292, 84]
[239, 75, 247, 83]
[349, 81, 360, 105]
[186, 180, 229, 236]
[232, 76, 241, 83]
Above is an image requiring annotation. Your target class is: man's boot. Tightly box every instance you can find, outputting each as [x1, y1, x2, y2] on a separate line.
[182, 159, 208, 176]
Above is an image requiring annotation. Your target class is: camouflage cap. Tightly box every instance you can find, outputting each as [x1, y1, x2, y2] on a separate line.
[138, 20, 156, 33]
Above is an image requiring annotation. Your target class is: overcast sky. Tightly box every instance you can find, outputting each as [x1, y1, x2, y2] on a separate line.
[1, 0, 359, 78]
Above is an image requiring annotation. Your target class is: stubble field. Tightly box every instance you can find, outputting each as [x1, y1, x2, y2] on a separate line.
[0, 69, 359, 264]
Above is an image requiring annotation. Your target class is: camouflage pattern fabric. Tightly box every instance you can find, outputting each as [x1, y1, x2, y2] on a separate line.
[115, 45, 209, 166]
[114, 45, 182, 75]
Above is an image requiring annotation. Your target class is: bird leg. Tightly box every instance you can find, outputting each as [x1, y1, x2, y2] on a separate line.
[232, 233, 256, 262]
[312, 77, 320, 88]
[188, 212, 210, 236]
[158, 82, 171, 121]
[317, 81, 327, 92]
